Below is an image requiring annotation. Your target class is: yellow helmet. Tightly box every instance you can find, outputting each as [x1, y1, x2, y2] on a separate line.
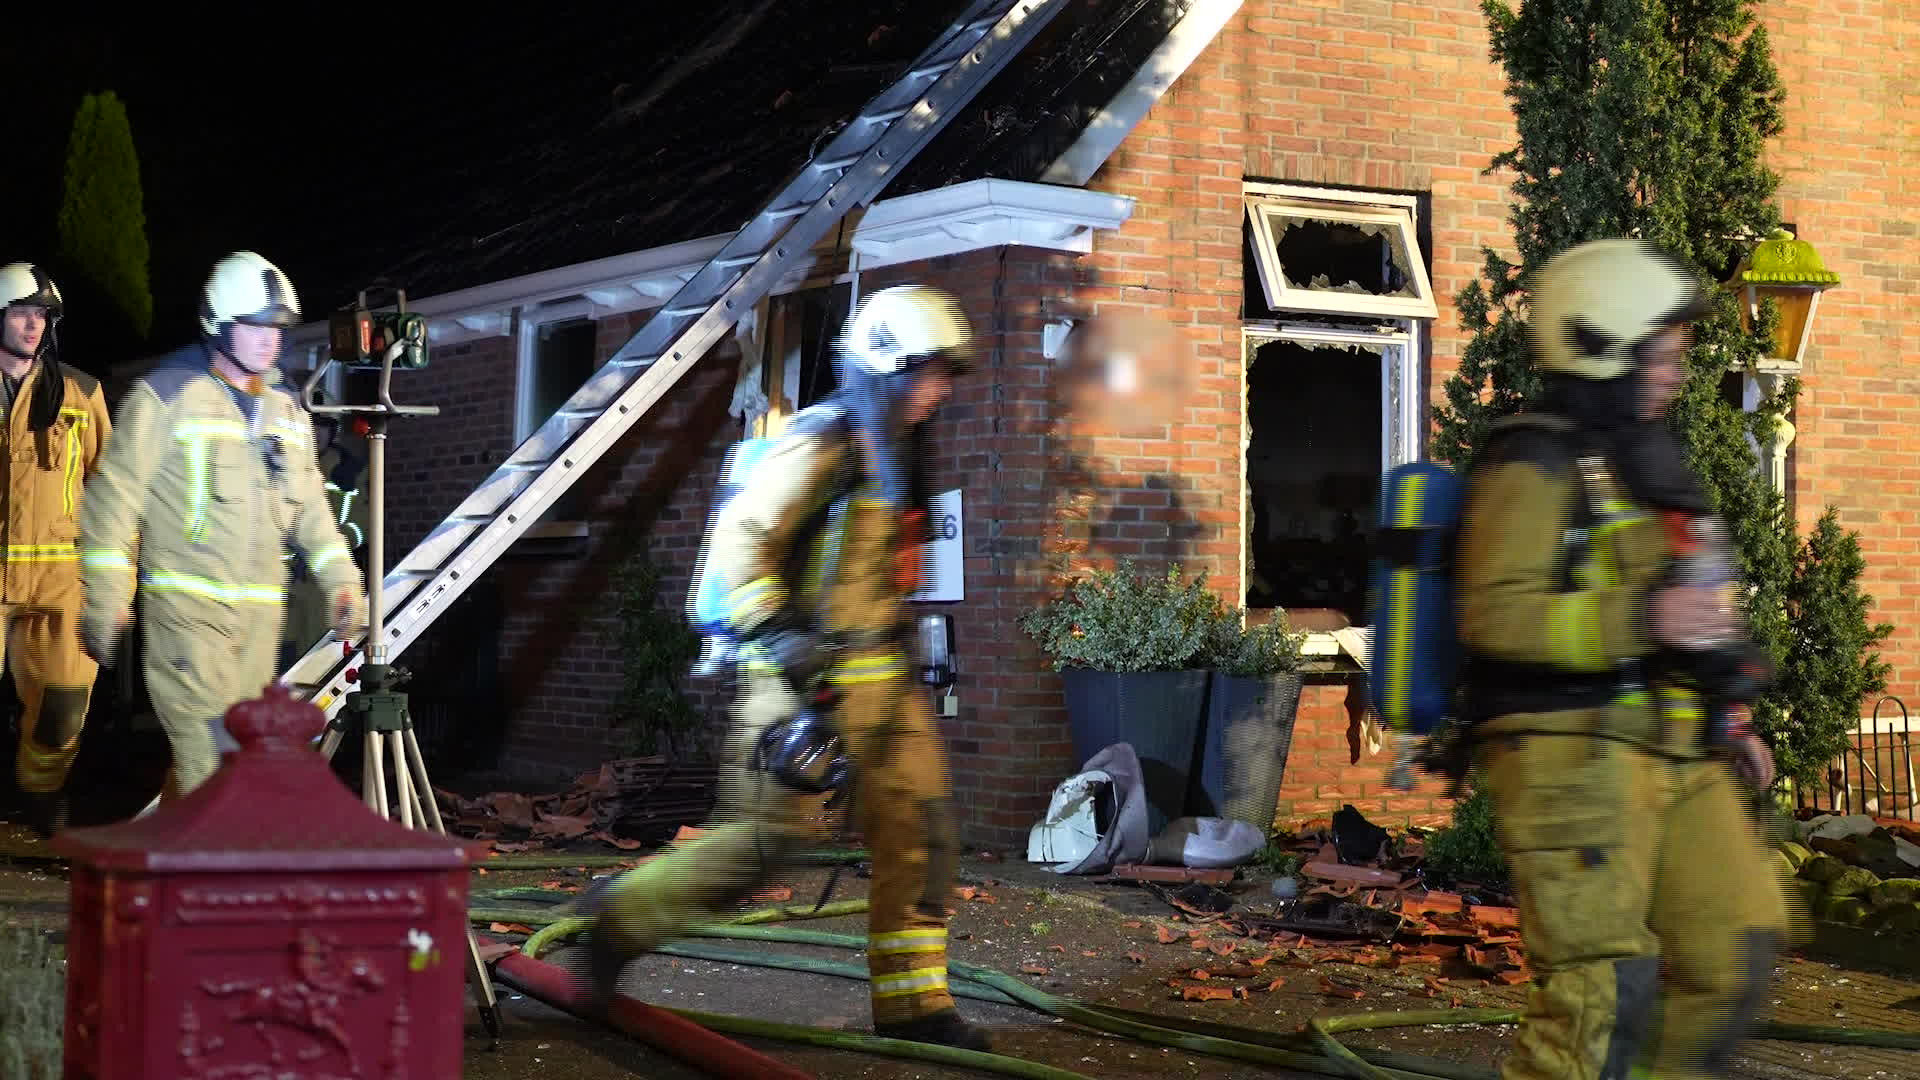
[1527, 239, 1713, 380]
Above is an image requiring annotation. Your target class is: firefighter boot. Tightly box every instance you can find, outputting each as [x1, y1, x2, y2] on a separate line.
[876, 1009, 994, 1052]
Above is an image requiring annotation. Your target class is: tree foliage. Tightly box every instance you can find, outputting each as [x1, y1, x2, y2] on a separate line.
[1432, 0, 1887, 784]
[56, 90, 152, 342]
[610, 550, 703, 758]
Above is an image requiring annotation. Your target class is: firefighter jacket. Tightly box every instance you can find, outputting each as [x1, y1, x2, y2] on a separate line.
[709, 405, 916, 672]
[1455, 418, 1711, 757]
[78, 345, 363, 645]
[0, 359, 112, 609]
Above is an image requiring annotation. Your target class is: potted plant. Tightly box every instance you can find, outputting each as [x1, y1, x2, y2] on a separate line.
[1189, 608, 1307, 830]
[1020, 562, 1224, 835]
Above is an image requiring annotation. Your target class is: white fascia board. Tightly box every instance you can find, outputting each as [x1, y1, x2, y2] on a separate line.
[849, 178, 1135, 270]
[1039, 0, 1244, 187]
[283, 233, 732, 352]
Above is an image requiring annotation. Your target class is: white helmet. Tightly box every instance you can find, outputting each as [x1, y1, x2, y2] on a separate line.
[1527, 239, 1714, 381]
[1, 263, 63, 318]
[0, 263, 63, 362]
[837, 285, 975, 377]
[200, 251, 301, 339]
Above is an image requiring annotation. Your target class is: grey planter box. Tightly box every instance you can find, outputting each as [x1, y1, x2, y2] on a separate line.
[1188, 672, 1303, 831]
[1059, 668, 1210, 837]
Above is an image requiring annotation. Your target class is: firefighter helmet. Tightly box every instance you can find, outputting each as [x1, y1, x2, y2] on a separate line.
[0, 263, 63, 362]
[200, 251, 301, 338]
[837, 285, 975, 379]
[832, 286, 975, 512]
[1528, 239, 1713, 381]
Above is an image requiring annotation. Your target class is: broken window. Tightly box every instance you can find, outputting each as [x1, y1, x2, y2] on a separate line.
[1243, 336, 1384, 621]
[1244, 193, 1438, 320]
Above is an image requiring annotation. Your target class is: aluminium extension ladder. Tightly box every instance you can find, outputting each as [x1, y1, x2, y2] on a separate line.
[279, 0, 1068, 719]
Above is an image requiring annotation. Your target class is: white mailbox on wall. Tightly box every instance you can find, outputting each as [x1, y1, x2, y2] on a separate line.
[911, 489, 964, 603]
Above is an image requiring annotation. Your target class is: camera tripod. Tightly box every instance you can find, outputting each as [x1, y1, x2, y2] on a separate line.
[302, 300, 503, 1044]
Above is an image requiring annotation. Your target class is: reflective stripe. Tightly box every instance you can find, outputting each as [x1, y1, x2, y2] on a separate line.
[328, 483, 366, 548]
[871, 928, 947, 956]
[832, 656, 908, 685]
[871, 966, 949, 999]
[728, 576, 785, 624]
[139, 571, 283, 605]
[61, 408, 87, 515]
[4, 544, 76, 562]
[174, 421, 248, 542]
[307, 544, 349, 575]
[82, 549, 132, 569]
[1546, 592, 1606, 671]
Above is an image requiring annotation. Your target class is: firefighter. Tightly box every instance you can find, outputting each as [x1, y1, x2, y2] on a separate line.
[578, 286, 988, 1051]
[78, 251, 366, 803]
[1455, 239, 1790, 1080]
[280, 389, 368, 671]
[0, 264, 113, 836]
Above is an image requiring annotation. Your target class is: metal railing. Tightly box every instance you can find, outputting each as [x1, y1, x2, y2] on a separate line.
[1793, 696, 1917, 822]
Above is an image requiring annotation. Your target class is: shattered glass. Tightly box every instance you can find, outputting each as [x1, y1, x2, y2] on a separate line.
[1270, 214, 1419, 299]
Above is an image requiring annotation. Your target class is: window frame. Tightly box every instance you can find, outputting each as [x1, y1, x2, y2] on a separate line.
[512, 297, 601, 446]
[1243, 183, 1439, 321]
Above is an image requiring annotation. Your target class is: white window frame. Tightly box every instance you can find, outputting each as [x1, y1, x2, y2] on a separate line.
[513, 297, 601, 445]
[1244, 183, 1439, 321]
[1240, 184, 1435, 656]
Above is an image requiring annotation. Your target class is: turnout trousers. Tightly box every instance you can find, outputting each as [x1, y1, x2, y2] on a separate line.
[142, 593, 285, 800]
[599, 652, 963, 1026]
[8, 601, 98, 795]
[1479, 729, 1798, 1080]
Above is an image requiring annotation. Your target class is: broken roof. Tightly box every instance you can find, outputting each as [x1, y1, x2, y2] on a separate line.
[279, 0, 1193, 314]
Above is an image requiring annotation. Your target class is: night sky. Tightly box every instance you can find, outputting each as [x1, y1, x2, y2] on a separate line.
[0, 7, 978, 378]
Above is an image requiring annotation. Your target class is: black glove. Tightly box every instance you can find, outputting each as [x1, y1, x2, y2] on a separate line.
[757, 626, 836, 695]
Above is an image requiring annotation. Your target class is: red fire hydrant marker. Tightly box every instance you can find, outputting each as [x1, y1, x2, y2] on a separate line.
[491, 946, 816, 1080]
[54, 685, 480, 1079]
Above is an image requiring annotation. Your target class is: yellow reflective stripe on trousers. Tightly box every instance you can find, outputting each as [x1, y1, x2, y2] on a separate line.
[1382, 471, 1426, 724]
[832, 656, 908, 685]
[82, 549, 133, 569]
[872, 966, 949, 999]
[4, 544, 77, 562]
[139, 571, 284, 604]
[871, 928, 947, 956]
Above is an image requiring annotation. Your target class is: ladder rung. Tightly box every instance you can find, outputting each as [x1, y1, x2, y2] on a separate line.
[503, 460, 551, 472]
[811, 154, 860, 173]
[393, 568, 438, 580]
[556, 408, 599, 421]
[716, 254, 760, 269]
[766, 203, 809, 219]
[609, 355, 657, 369]
[862, 107, 911, 125]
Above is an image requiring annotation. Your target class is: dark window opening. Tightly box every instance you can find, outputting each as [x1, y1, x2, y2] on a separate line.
[1272, 216, 1410, 297]
[789, 284, 853, 411]
[531, 316, 599, 521]
[1245, 339, 1379, 623]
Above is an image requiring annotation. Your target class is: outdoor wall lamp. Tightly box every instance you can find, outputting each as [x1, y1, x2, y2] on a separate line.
[1727, 227, 1841, 370]
[917, 612, 960, 719]
[1724, 228, 1839, 493]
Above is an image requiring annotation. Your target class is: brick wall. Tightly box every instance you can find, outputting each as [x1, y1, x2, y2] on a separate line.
[894, 0, 1914, 846]
[364, 0, 1909, 839]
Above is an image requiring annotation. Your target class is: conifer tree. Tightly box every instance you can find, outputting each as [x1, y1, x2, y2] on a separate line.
[56, 91, 152, 343]
[1432, 0, 1888, 785]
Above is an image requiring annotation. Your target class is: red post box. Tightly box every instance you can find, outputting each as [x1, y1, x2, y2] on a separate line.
[54, 685, 476, 1079]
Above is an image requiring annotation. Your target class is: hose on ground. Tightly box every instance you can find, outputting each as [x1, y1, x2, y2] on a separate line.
[489, 941, 1096, 1080]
